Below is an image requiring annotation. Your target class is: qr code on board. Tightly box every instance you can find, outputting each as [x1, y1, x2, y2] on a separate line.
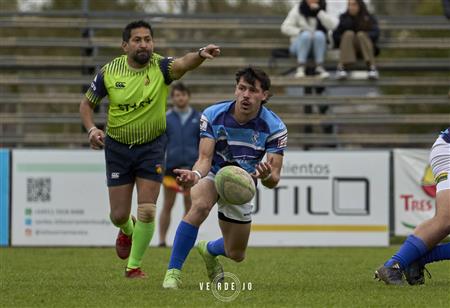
[27, 178, 51, 202]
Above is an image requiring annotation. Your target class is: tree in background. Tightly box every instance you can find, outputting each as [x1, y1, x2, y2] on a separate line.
[373, 0, 444, 15]
[10, 0, 291, 15]
[8, 0, 447, 16]
[43, 0, 141, 11]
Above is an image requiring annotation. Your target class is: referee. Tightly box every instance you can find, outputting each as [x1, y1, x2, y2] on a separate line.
[79, 20, 220, 279]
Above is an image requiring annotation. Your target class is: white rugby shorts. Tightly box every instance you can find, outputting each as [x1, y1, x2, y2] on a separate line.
[206, 172, 253, 223]
[429, 136, 450, 192]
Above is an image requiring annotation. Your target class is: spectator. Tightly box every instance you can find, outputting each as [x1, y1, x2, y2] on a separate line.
[333, 0, 380, 80]
[281, 0, 337, 79]
[159, 82, 201, 247]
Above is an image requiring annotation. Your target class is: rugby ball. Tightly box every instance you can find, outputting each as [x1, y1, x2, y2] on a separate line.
[215, 165, 256, 205]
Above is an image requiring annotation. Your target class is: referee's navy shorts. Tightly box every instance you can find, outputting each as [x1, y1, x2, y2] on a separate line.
[104, 134, 167, 187]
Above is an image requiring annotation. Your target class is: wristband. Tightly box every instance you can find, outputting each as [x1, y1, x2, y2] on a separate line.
[262, 173, 272, 181]
[198, 47, 207, 59]
[87, 126, 97, 136]
[192, 170, 203, 179]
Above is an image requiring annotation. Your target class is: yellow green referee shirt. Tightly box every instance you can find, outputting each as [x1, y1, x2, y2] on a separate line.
[85, 53, 175, 145]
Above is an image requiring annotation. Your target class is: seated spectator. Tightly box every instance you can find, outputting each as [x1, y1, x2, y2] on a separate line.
[333, 0, 380, 80]
[281, 0, 337, 79]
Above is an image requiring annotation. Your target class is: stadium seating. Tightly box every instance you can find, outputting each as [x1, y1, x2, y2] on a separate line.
[0, 13, 449, 148]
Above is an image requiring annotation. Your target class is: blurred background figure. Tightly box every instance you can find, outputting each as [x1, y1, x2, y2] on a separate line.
[443, 0, 450, 19]
[159, 82, 201, 247]
[333, 0, 380, 80]
[281, 0, 337, 79]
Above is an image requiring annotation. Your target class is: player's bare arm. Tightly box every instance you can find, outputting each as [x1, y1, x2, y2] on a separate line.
[79, 96, 105, 150]
[255, 153, 283, 189]
[174, 137, 215, 188]
[170, 44, 221, 80]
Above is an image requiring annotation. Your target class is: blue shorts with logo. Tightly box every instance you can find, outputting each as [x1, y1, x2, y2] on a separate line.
[104, 134, 167, 187]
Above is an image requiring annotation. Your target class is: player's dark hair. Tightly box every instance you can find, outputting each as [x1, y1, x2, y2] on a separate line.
[122, 20, 154, 42]
[235, 67, 272, 104]
[171, 82, 191, 97]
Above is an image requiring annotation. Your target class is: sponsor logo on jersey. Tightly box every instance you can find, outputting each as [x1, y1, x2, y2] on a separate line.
[115, 81, 126, 88]
[252, 132, 259, 144]
[118, 97, 153, 111]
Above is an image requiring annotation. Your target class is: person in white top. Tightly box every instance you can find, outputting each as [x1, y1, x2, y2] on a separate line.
[281, 0, 337, 79]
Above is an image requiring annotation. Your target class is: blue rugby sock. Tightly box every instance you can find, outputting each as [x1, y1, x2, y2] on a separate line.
[385, 235, 428, 269]
[168, 220, 198, 270]
[419, 242, 450, 266]
[207, 238, 226, 257]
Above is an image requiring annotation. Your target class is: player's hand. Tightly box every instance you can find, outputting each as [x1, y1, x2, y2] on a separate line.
[199, 44, 221, 59]
[174, 169, 200, 188]
[253, 157, 273, 181]
[88, 128, 105, 150]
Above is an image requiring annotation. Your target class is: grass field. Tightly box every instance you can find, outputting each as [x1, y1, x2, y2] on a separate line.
[1, 246, 449, 307]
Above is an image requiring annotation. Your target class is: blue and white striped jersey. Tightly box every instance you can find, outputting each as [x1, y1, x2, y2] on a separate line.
[440, 127, 450, 143]
[200, 100, 288, 174]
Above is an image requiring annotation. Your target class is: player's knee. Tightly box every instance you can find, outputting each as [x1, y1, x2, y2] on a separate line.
[190, 203, 211, 222]
[137, 203, 156, 223]
[109, 211, 129, 226]
[227, 250, 245, 263]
